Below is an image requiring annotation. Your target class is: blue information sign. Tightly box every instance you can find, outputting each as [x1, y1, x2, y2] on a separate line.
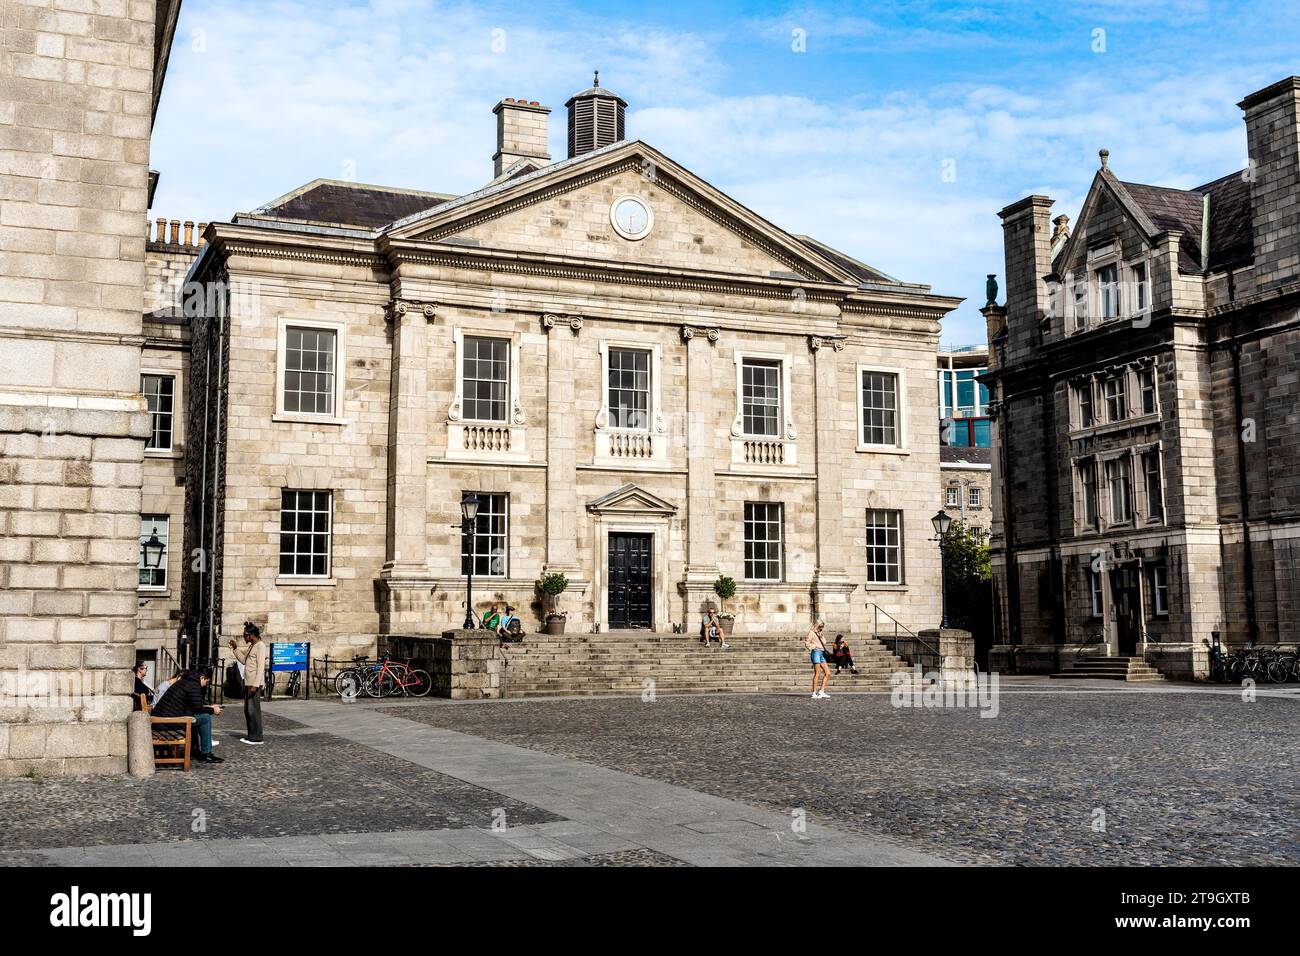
[271, 642, 310, 672]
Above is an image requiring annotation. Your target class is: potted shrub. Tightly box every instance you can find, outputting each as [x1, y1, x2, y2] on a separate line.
[713, 575, 737, 636]
[539, 572, 569, 635]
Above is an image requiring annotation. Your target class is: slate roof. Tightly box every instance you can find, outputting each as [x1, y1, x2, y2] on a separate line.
[256, 180, 455, 229]
[1117, 171, 1253, 273]
[941, 445, 992, 465]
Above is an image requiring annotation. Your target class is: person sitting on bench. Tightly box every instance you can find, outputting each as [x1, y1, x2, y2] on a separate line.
[151, 668, 224, 764]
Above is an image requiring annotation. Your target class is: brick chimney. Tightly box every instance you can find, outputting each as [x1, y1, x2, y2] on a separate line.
[492, 98, 551, 177]
[1240, 76, 1300, 294]
[997, 195, 1054, 367]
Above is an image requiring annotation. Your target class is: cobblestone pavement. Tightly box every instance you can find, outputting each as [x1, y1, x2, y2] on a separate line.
[378, 683, 1300, 866]
[0, 711, 556, 852]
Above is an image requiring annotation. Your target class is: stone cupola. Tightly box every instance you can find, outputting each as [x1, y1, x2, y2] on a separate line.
[565, 71, 627, 158]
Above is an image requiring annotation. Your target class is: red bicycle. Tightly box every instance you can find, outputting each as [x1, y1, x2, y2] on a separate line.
[362, 655, 432, 698]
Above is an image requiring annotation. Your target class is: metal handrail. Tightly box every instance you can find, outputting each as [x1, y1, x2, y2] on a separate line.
[869, 603, 942, 670]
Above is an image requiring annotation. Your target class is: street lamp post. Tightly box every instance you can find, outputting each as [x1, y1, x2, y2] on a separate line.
[460, 495, 480, 630]
[931, 509, 952, 630]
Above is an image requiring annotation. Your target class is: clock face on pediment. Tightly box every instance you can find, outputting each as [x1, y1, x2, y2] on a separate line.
[610, 195, 652, 240]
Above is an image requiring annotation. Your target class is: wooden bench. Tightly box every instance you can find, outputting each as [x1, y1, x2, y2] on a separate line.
[139, 694, 194, 771]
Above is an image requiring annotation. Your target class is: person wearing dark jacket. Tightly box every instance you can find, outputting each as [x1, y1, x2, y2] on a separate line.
[151, 669, 224, 763]
[131, 662, 154, 710]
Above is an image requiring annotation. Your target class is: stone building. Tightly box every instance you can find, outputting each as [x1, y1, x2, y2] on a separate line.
[983, 76, 1300, 678]
[0, 0, 182, 775]
[937, 344, 991, 538]
[175, 79, 961, 664]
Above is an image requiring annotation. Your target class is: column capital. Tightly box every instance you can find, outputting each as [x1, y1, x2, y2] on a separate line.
[808, 334, 846, 353]
[681, 324, 719, 343]
[542, 312, 583, 333]
[386, 299, 436, 322]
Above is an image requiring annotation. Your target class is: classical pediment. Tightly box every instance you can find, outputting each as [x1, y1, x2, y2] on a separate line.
[385, 141, 859, 284]
[586, 483, 678, 516]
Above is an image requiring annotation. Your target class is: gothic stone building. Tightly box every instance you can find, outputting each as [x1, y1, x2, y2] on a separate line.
[984, 76, 1300, 678]
[174, 81, 960, 663]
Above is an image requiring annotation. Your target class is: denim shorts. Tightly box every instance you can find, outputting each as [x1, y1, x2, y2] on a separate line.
[810, 649, 826, 664]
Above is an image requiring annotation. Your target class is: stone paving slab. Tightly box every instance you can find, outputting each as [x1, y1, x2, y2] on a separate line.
[274, 700, 951, 866]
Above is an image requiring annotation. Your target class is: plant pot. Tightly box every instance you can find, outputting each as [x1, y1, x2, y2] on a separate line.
[543, 615, 567, 636]
[718, 616, 734, 636]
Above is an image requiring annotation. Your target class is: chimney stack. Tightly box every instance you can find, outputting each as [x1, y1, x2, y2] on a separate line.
[492, 98, 551, 178]
[566, 72, 627, 159]
[997, 195, 1054, 367]
[1240, 76, 1300, 294]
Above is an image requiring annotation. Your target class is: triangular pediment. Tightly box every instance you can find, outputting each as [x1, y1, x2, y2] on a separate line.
[1053, 170, 1160, 274]
[587, 483, 678, 516]
[386, 141, 858, 284]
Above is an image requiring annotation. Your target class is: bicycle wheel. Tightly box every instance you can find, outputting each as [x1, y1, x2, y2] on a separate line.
[1266, 660, 1287, 683]
[407, 669, 433, 698]
[366, 671, 398, 698]
[334, 669, 362, 698]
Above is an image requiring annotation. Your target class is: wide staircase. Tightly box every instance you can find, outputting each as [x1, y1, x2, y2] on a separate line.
[1049, 656, 1166, 682]
[500, 633, 917, 697]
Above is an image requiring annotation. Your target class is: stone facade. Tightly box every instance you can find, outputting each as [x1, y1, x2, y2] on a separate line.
[177, 88, 960, 664]
[0, 0, 180, 775]
[984, 77, 1300, 678]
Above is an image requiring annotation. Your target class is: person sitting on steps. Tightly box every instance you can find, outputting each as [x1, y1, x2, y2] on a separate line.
[702, 607, 728, 649]
[831, 634, 859, 675]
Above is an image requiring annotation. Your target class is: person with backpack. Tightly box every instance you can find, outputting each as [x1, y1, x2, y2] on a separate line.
[228, 621, 267, 746]
[805, 619, 831, 699]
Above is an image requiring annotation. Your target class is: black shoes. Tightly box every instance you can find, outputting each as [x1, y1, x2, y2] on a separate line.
[197, 751, 224, 763]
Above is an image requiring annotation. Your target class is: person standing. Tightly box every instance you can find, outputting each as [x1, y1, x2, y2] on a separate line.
[229, 621, 267, 746]
[805, 619, 831, 698]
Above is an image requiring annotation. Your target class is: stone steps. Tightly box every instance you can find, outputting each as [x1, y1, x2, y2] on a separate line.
[498, 632, 914, 697]
[1049, 656, 1166, 682]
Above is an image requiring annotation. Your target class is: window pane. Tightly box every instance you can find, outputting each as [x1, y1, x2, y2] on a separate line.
[743, 502, 783, 580]
[461, 492, 508, 577]
[865, 509, 902, 584]
[609, 348, 651, 429]
[279, 489, 332, 577]
[137, 515, 170, 588]
[463, 337, 509, 422]
[741, 359, 781, 437]
[283, 327, 336, 416]
[142, 375, 175, 450]
[861, 371, 898, 445]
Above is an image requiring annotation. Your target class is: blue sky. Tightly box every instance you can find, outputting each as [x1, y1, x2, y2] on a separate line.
[151, 0, 1300, 344]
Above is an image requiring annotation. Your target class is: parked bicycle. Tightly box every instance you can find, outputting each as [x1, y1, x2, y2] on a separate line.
[362, 655, 432, 699]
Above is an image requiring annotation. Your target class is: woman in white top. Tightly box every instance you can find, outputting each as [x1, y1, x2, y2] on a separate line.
[804, 619, 830, 698]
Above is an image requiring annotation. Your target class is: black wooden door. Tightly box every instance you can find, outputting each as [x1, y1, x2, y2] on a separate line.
[608, 533, 652, 629]
[1111, 568, 1140, 655]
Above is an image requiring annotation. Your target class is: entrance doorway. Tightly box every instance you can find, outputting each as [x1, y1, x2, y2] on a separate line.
[608, 532, 652, 629]
[1110, 567, 1140, 655]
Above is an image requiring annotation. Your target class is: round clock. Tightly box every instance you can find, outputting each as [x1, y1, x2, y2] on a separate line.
[610, 195, 652, 240]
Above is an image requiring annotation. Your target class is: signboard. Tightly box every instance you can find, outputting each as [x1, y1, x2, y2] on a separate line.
[271, 642, 310, 673]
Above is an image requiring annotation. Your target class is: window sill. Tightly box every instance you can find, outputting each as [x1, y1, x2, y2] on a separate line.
[144, 448, 177, 457]
[855, 444, 909, 455]
[273, 413, 349, 427]
[137, 588, 170, 597]
[275, 576, 336, 588]
[863, 583, 908, 592]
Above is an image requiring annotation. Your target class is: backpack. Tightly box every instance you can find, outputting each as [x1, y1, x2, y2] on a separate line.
[224, 660, 246, 700]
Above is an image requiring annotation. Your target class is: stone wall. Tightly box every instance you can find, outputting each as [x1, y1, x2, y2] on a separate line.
[0, 0, 163, 775]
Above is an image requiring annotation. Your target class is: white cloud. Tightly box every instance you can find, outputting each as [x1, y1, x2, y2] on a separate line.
[151, 1, 1290, 345]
